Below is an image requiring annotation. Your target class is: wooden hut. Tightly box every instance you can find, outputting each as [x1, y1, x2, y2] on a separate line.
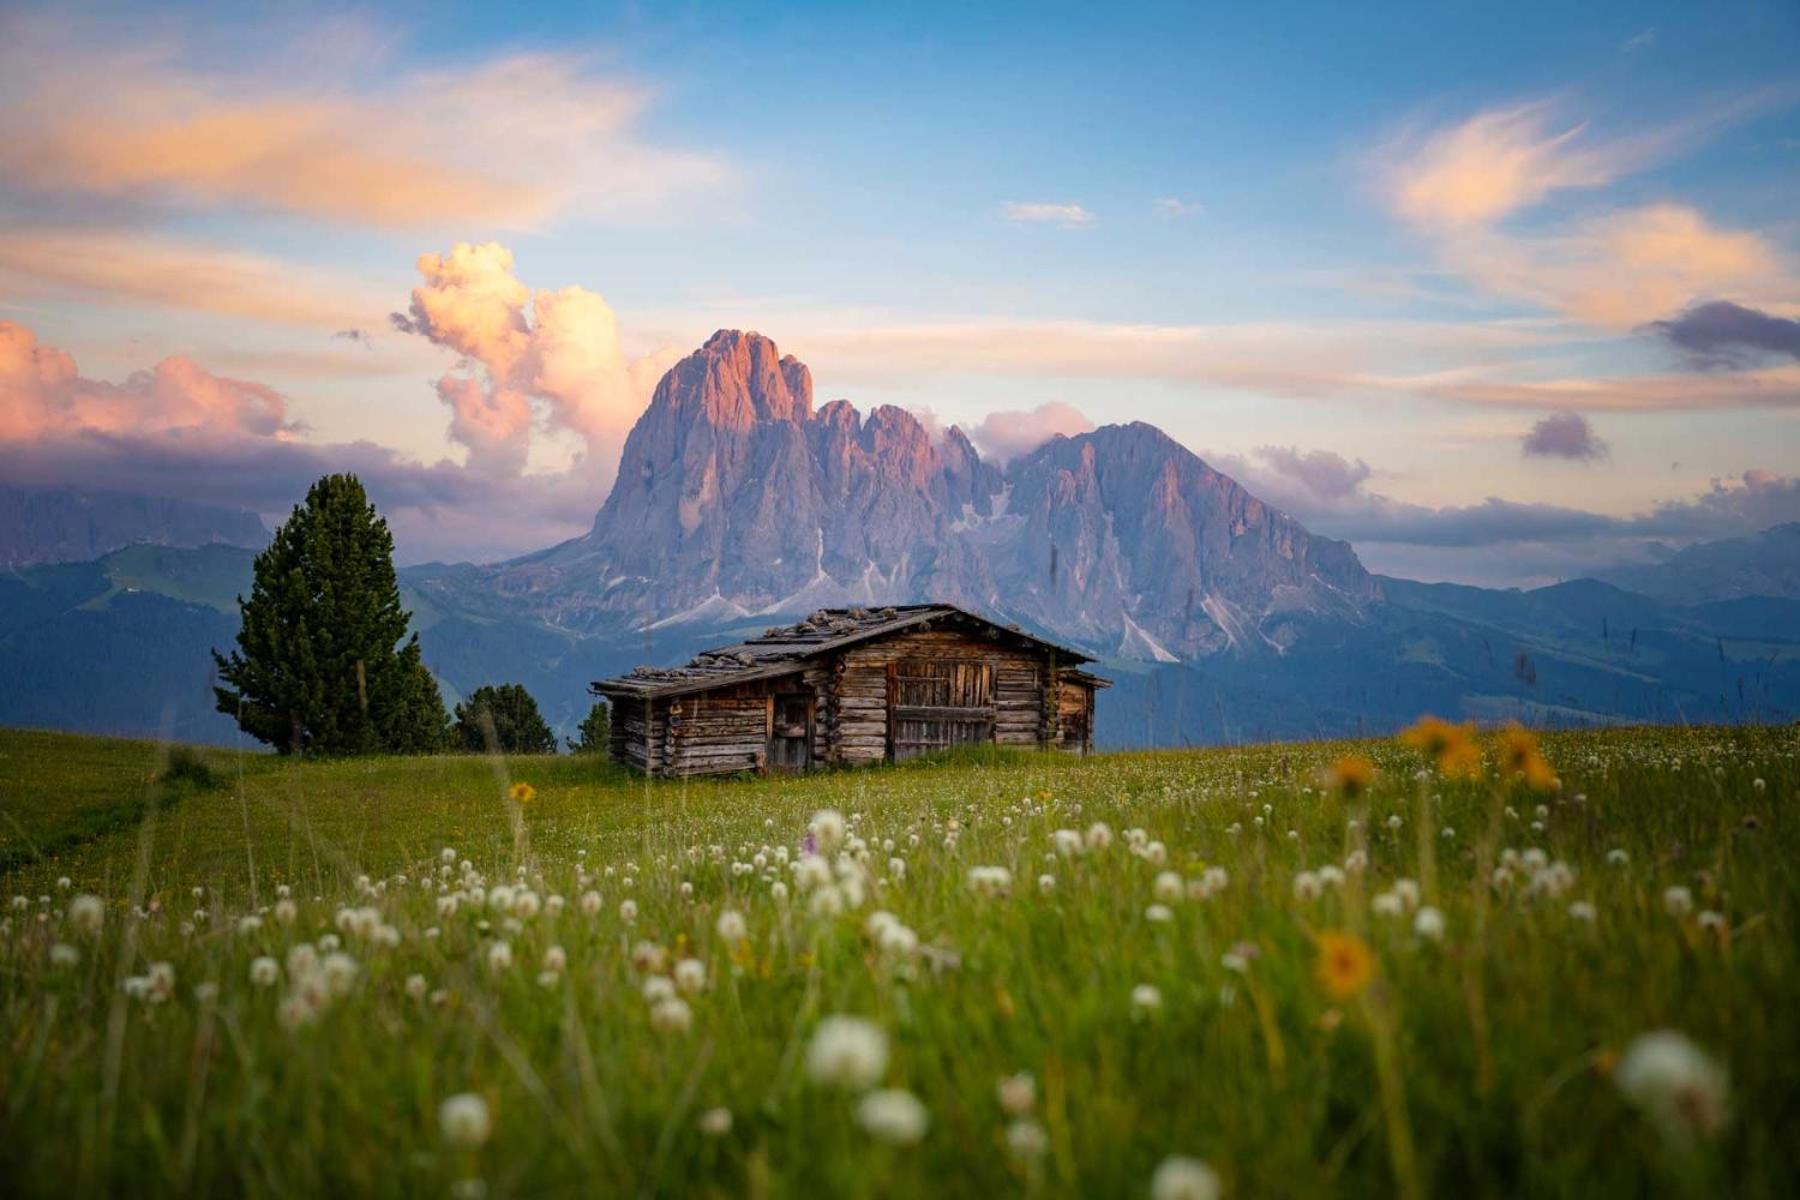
[592, 604, 1108, 778]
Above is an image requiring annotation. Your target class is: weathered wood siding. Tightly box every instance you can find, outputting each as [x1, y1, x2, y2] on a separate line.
[1056, 679, 1096, 753]
[656, 673, 811, 777]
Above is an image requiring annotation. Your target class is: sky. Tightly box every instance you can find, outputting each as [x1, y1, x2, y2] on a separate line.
[1, 0, 1797, 585]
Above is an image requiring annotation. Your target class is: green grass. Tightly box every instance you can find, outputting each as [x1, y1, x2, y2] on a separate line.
[1, 724, 1797, 1197]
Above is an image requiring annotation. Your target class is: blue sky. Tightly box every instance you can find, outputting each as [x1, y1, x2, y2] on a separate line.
[1, 1, 1797, 580]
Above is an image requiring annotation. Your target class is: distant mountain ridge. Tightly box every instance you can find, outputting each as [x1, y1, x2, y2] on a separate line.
[0, 484, 266, 568]
[1598, 523, 1800, 604]
[421, 330, 1379, 661]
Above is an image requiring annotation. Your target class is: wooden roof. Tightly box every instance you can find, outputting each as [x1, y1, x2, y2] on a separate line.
[591, 603, 1099, 699]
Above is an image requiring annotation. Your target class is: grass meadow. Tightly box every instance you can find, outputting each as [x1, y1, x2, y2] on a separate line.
[1, 723, 1797, 1197]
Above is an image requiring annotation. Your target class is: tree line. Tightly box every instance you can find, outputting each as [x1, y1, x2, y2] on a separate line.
[212, 474, 607, 757]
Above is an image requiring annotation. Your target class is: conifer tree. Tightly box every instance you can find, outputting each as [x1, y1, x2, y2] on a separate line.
[453, 683, 559, 755]
[213, 474, 449, 754]
[567, 699, 611, 756]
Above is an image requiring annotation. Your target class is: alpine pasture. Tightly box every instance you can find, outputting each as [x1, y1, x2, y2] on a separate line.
[2, 724, 1797, 1197]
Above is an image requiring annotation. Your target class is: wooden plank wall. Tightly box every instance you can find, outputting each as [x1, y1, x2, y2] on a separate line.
[833, 629, 1050, 765]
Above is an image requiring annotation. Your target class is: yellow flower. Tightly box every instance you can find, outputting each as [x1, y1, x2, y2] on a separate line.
[1399, 715, 1483, 779]
[1327, 755, 1375, 799]
[507, 781, 536, 804]
[1316, 930, 1375, 1001]
[1495, 724, 1558, 792]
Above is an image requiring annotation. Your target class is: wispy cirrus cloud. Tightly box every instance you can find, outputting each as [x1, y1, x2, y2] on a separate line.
[1000, 202, 1096, 229]
[1379, 96, 1796, 328]
[0, 13, 730, 230]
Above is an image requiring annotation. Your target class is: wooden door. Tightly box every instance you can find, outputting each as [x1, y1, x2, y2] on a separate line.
[889, 658, 995, 761]
[767, 693, 813, 771]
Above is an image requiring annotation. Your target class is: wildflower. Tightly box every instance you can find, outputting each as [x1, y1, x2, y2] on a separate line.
[406, 973, 429, 998]
[1393, 878, 1421, 909]
[1496, 723, 1558, 791]
[542, 945, 567, 974]
[1568, 901, 1598, 922]
[237, 914, 263, 935]
[1131, 983, 1164, 1016]
[1371, 891, 1403, 918]
[674, 958, 707, 994]
[507, 782, 535, 804]
[486, 941, 513, 973]
[997, 1071, 1036, 1115]
[619, 899, 639, 923]
[1697, 910, 1727, 935]
[1085, 822, 1114, 850]
[810, 809, 847, 854]
[1052, 829, 1084, 857]
[1037, 874, 1056, 893]
[649, 996, 693, 1034]
[249, 956, 280, 988]
[1607, 848, 1630, 866]
[439, 1093, 493, 1149]
[69, 894, 104, 933]
[1663, 886, 1694, 917]
[1315, 931, 1374, 1001]
[716, 909, 747, 942]
[1616, 1030, 1729, 1141]
[146, 961, 176, 1004]
[806, 1016, 889, 1090]
[580, 890, 602, 915]
[1399, 715, 1483, 778]
[857, 1088, 929, 1145]
[1413, 906, 1446, 941]
[1006, 1119, 1049, 1159]
[1150, 1155, 1222, 1200]
[1326, 755, 1374, 798]
[966, 866, 1014, 897]
[698, 1107, 733, 1137]
[319, 952, 357, 996]
[274, 898, 298, 924]
[50, 943, 79, 968]
[1292, 871, 1323, 901]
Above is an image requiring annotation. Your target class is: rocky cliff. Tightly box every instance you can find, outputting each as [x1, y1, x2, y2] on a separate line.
[0, 485, 267, 568]
[426, 330, 1380, 660]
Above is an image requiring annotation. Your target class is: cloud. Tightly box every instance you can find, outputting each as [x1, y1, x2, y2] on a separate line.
[0, 320, 600, 562]
[967, 401, 1095, 462]
[1383, 99, 1795, 328]
[1387, 101, 1633, 229]
[1621, 28, 1658, 54]
[0, 16, 729, 230]
[1001, 202, 1096, 229]
[395, 242, 680, 481]
[1648, 300, 1800, 368]
[333, 329, 373, 347]
[0, 228, 388, 329]
[1521, 412, 1607, 460]
[1154, 197, 1203, 218]
[1252, 445, 1372, 501]
[0, 319, 294, 442]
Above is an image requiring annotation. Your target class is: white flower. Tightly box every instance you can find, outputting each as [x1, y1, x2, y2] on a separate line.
[642, 975, 676, 1004]
[619, 899, 639, 923]
[649, 996, 692, 1034]
[579, 890, 602, 916]
[405, 973, 429, 998]
[1005, 1119, 1049, 1159]
[1413, 906, 1446, 940]
[49, 942, 79, 968]
[319, 952, 357, 997]
[674, 958, 707, 994]
[805, 1016, 889, 1090]
[1052, 829, 1084, 857]
[68, 894, 105, 934]
[1616, 1030, 1729, 1140]
[1037, 874, 1056, 893]
[698, 1107, 733, 1136]
[273, 898, 298, 925]
[1568, 901, 1598, 922]
[486, 941, 514, 972]
[1697, 910, 1727, 934]
[542, 945, 567, 973]
[1663, 886, 1694, 917]
[856, 1088, 929, 1145]
[810, 809, 847, 854]
[1151, 1155, 1221, 1200]
[237, 914, 263, 934]
[1371, 892, 1403, 918]
[715, 909, 747, 942]
[1393, 879, 1421, 910]
[1145, 904, 1174, 924]
[145, 961, 176, 1004]
[966, 866, 1013, 897]
[1085, 822, 1114, 850]
[1153, 871, 1185, 903]
[997, 1071, 1036, 1115]
[1131, 984, 1163, 1016]
[439, 1093, 492, 1149]
[1292, 871, 1323, 901]
[1606, 848, 1630, 867]
[249, 956, 280, 988]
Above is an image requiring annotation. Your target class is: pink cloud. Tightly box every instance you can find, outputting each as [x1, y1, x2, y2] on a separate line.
[1, 320, 293, 442]
[968, 401, 1095, 462]
[395, 242, 679, 482]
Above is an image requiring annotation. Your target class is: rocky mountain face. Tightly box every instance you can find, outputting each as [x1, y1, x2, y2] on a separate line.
[0, 485, 266, 568]
[428, 330, 1380, 660]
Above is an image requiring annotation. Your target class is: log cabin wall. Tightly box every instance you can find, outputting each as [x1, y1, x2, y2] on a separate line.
[661, 674, 809, 778]
[832, 628, 1051, 764]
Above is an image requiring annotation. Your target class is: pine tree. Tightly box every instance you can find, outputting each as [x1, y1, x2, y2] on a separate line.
[566, 699, 611, 756]
[453, 684, 559, 755]
[212, 474, 449, 754]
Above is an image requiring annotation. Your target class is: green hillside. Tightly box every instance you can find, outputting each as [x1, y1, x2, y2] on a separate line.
[2, 724, 1796, 1197]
